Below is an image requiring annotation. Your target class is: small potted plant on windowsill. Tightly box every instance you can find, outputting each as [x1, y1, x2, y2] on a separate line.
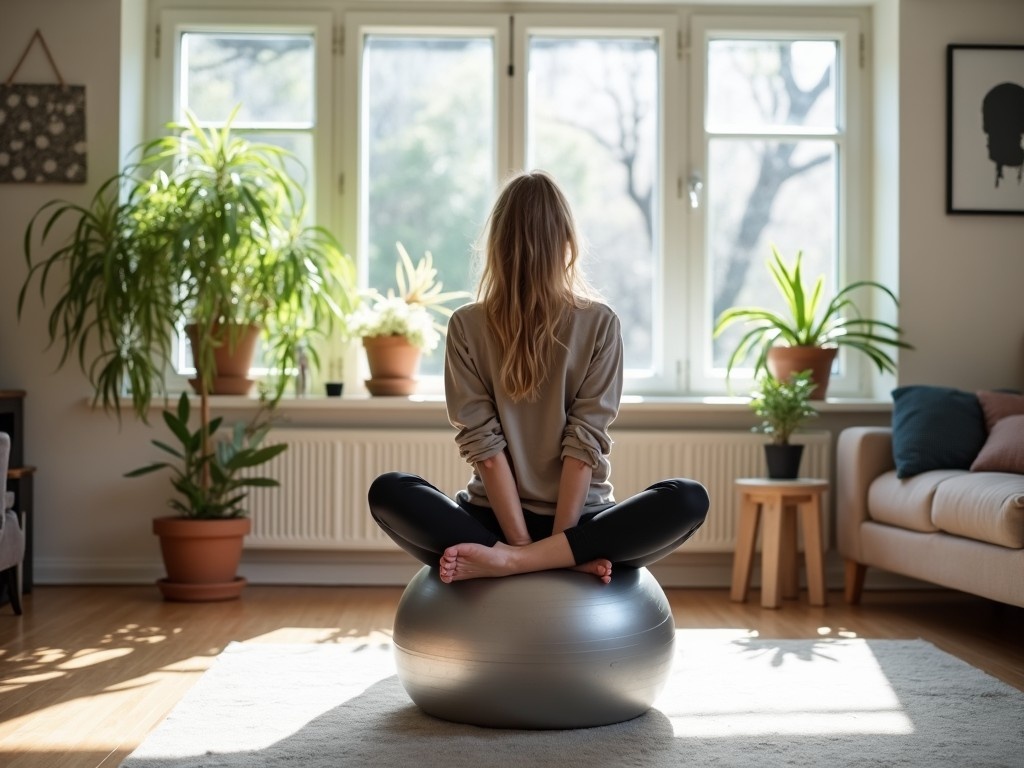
[347, 242, 470, 396]
[713, 246, 913, 398]
[749, 369, 818, 479]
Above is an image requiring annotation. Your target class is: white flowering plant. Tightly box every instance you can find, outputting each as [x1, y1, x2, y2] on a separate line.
[348, 294, 441, 351]
[347, 243, 470, 353]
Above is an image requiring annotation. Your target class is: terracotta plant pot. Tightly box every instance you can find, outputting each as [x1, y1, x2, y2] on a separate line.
[363, 335, 421, 396]
[766, 346, 837, 399]
[152, 516, 251, 602]
[185, 322, 261, 395]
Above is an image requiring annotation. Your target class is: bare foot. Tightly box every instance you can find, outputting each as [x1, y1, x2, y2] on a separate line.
[572, 559, 613, 584]
[439, 542, 518, 583]
[438, 544, 613, 585]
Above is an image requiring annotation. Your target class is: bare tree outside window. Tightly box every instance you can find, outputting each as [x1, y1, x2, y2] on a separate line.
[706, 39, 838, 370]
[528, 36, 659, 373]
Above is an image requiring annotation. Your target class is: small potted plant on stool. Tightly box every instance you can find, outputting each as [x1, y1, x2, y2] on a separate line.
[749, 370, 818, 479]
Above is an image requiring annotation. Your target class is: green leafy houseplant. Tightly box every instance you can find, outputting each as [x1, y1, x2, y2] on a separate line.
[713, 246, 913, 394]
[19, 109, 358, 598]
[749, 370, 818, 446]
[19, 108, 357, 488]
[125, 393, 286, 518]
[20, 108, 357, 417]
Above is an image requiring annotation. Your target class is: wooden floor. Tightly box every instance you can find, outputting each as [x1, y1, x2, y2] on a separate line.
[1, 584, 1022, 768]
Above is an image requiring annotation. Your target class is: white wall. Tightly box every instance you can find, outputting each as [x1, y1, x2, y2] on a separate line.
[896, 0, 1024, 389]
[0, 0, 173, 582]
[0, 0, 1022, 587]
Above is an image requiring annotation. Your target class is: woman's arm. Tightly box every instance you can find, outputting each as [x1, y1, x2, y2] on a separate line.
[552, 456, 592, 536]
[476, 451, 531, 545]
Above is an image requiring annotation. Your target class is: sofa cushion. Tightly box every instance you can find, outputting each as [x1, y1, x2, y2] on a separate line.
[891, 386, 987, 478]
[971, 414, 1024, 474]
[866, 469, 961, 532]
[931, 473, 1024, 549]
[977, 390, 1024, 432]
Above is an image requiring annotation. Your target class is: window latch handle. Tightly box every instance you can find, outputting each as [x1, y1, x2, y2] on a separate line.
[688, 173, 703, 209]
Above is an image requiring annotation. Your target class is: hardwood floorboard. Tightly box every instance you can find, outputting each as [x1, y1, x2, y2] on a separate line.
[1, 585, 1021, 768]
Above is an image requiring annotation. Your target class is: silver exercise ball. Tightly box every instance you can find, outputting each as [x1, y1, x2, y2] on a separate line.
[392, 565, 676, 729]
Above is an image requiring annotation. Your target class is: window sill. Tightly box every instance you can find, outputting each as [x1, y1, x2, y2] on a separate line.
[120, 392, 892, 431]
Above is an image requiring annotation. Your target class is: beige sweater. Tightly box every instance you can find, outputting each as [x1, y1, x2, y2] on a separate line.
[444, 301, 623, 515]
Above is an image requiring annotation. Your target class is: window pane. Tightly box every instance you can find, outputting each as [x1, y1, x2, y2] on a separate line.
[707, 39, 836, 133]
[527, 36, 659, 372]
[181, 32, 315, 125]
[362, 35, 495, 376]
[708, 138, 837, 368]
[174, 31, 319, 378]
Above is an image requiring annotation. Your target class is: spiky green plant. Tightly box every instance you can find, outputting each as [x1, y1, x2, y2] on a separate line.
[714, 246, 913, 385]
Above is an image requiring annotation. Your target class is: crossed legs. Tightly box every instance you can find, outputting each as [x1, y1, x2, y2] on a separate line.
[368, 473, 709, 583]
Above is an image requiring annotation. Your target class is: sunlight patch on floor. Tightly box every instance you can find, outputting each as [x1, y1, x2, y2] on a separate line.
[245, 627, 395, 648]
[667, 628, 914, 738]
[57, 646, 134, 670]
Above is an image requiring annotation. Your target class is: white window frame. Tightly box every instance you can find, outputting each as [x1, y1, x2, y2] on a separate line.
[344, 11, 680, 394]
[687, 14, 866, 397]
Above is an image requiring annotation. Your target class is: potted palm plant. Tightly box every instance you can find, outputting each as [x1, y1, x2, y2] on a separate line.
[19, 109, 357, 600]
[713, 246, 913, 398]
[749, 370, 818, 479]
[347, 242, 469, 395]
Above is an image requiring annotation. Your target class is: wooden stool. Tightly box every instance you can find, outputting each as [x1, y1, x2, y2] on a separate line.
[730, 478, 828, 609]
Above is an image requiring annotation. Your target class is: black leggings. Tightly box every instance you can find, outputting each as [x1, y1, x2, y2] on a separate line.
[367, 472, 709, 568]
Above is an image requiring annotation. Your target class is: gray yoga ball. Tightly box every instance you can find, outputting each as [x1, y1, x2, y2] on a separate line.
[392, 565, 676, 729]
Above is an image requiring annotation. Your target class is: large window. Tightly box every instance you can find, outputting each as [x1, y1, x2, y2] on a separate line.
[349, 14, 674, 382]
[156, 7, 867, 397]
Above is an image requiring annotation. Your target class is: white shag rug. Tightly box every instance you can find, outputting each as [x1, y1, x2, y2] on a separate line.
[121, 630, 1023, 768]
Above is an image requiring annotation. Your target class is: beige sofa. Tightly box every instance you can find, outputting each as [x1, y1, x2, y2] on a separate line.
[836, 426, 1024, 608]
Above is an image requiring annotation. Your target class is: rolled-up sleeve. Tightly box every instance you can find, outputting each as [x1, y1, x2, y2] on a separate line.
[561, 313, 623, 468]
[444, 310, 507, 464]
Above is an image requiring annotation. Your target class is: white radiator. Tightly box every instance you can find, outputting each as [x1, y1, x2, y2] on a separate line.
[243, 429, 830, 553]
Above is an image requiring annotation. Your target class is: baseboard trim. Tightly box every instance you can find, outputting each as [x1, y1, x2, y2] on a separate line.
[31, 551, 936, 590]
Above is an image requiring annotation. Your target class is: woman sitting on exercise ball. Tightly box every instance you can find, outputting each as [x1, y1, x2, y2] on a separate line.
[368, 170, 709, 584]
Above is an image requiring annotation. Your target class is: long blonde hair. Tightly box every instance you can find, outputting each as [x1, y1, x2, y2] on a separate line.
[478, 171, 592, 402]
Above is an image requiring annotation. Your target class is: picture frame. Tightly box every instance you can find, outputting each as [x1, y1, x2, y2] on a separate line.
[945, 44, 1024, 216]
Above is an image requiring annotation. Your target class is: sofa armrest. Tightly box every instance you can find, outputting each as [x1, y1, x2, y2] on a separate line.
[836, 427, 895, 562]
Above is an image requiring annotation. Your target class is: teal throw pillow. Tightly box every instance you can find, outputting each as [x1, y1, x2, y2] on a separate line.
[891, 386, 987, 478]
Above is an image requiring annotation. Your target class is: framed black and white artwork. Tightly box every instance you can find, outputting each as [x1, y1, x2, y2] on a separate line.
[946, 44, 1024, 215]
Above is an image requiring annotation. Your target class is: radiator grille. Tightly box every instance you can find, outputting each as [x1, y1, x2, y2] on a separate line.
[244, 429, 830, 552]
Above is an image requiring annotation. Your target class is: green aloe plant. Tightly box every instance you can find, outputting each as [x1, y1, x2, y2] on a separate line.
[714, 246, 913, 385]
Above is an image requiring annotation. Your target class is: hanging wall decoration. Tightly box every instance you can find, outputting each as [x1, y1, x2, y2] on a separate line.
[946, 44, 1024, 215]
[0, 29, 87, 184]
